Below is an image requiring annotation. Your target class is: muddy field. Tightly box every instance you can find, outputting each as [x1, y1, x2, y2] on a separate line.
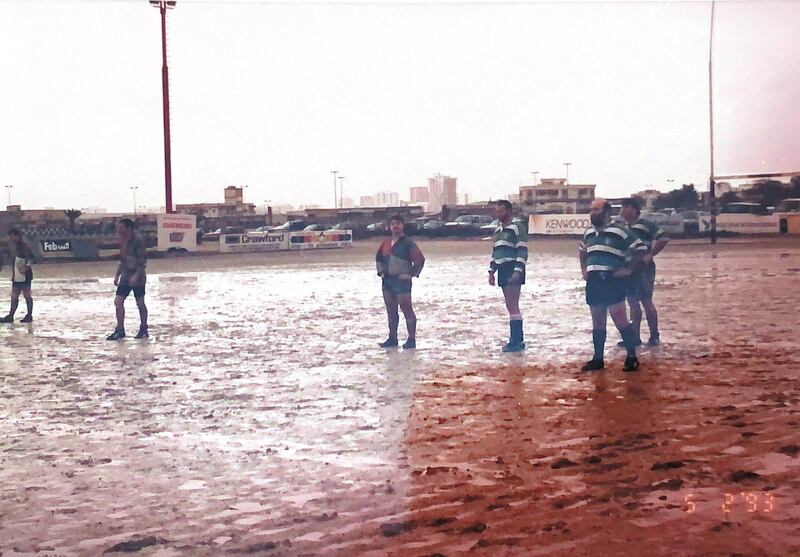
[1, 238, 799, 556]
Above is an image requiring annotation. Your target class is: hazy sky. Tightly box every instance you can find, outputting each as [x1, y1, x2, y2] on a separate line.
[1, 0, 798, 212]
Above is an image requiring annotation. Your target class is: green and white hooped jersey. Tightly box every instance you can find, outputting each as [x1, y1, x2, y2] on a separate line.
[490, 219, 528, 273]
[579, 223, 646, 272]
[628, 217, 668, 251]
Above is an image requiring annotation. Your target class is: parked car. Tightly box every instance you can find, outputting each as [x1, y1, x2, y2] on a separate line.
[367, 222, 388, 233]
[720, 202, 769, 215]
[422, 220, 447, 231]
[253, 226, 272, 232]
[639, 212, 685, 236]
[331, 222, 354, 230]
[775, 198, 800, 213]
[443, 215, 493, 234]
[480, 219, 500, 235]
[676, 210, 710, 235]
[271, 220, 308, 232]
[303, 224, 331, 232]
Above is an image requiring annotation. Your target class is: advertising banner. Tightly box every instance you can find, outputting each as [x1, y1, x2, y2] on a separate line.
[708, 214, 779, 235]
[157, 213, 197, 252]
[529, 214, 591, 235]
[288, 230, 354, 249]
[219, 232, 290, 253]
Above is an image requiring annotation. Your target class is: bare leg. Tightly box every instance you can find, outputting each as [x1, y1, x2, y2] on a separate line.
[135, 296, 148, 329]
[396, 292, 416, 341]
[642, 298, 659, 338]
[22, 287, 33, 317]
[502, 284, 521, 316]
[8, 288, 21, 318]
[382, 289, 399, 341]
[628, 297, 642, 341]
[114, 295, 126, 331]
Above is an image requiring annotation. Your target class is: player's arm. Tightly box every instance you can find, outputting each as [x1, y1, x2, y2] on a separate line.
[512, 222, 528, 276]
[409, 243, 425, 278]
[375, 244, 385, 276]
[130, 241, 147, 284]
[578, 239, 588, 280]
[649, 226, 669, 258]
[618, 237, 647, 276]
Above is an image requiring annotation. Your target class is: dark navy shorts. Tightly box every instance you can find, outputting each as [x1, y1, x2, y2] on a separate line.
[497, 263, 525, 288]
[626, 263, 656, 301]
[586, 271, 627, 307]
[116, 282, 146, 299]
[11, 269, 33, 290]
[382, 275, 412, 295]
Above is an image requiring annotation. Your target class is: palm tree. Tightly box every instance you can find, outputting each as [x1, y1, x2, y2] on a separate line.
[64, 209, 82, 234]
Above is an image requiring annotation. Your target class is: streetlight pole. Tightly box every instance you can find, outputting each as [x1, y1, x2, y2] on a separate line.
[4, 185, 12, 207]
[531, 171, 539, 186]
[338, 176, 346, 209]
[563, 163, 572, 184]
[708, 0, 717, 244]
[131, 186, 139, 214]
[330, 170, 339, 208]
[150, 1, 176, 214]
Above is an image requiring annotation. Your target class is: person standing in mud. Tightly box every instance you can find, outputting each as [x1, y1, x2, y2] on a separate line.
[488, 199, 528, 352]
[106, 218, 149, 341]
[376, 215, 425, 349]
[579, 198, 647, 372]
[619, 197, 668, 347]
[0, 228, 35, 323]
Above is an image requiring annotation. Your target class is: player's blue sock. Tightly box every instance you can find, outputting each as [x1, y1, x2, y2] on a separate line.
[619, 325, 638, 358]
[592, 329, 606, 360]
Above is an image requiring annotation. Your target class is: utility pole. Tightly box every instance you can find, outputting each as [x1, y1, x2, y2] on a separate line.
[131, 186, 139, 214]
[150, 1, 176, 213]
[330, 170, 339, 208]
[531, 171, 539, 186]
[338, 176, 346, 209]
[563, 162, 572, 184]
[708, 0, 718, 243]
[4, 185, 12, 206]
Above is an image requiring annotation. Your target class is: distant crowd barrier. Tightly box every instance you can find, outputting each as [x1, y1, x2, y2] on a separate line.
[219, 230, 353, 253]
[703, 214, 779, 235]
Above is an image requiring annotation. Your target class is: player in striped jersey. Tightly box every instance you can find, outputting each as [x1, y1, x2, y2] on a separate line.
[620, 198, 669, 346]
[579, 199, 647, 372]
[488, 200, 528, 352]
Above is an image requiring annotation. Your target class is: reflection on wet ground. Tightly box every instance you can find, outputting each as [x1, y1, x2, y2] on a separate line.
[1, 239, 799, 556]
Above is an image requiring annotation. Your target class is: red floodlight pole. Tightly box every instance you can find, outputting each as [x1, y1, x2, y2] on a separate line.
[150, 1, 176, 213]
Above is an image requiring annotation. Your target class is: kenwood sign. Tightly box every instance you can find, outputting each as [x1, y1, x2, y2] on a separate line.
[529, 214, 591, 235]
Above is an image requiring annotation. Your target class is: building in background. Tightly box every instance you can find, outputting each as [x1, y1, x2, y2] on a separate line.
[373, 191, 400, 207]
[635, 189, 661, 211]
[340, 197, 355, 209]
[410, 186, 429, 204]
[359, 195, 375, 207]
[428, 174, 458, 211]
[176, 186, 256, 218]
[519, 178, 596, 214]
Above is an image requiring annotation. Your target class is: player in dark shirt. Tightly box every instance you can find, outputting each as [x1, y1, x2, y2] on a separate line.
[106, 218, 149, 340]
[375, 215, 425, 349]
[0, 228, 35, 323]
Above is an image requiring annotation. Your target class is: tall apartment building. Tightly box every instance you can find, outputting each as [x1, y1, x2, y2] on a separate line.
[428, 174, 458, 211]
[519, 178, 596, 214]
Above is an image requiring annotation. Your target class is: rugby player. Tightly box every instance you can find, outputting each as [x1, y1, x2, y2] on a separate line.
[488, 200, 528, 353]
[376, 215, 425, 349]
[106, 218, 149, 340]
[579, 199, 646, 372]
[0, 228, 35, 323]
[619, 197, 668, 346]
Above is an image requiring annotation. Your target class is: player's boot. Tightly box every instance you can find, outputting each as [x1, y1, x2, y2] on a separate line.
[623, 356, 640, 372]
[581, 359, 605, 372]
[379, 337, 398, 348]
[134, 325, 149, 339]
[106, 328, 126, 341]
[20, 314, 33, 323]
[647, 334, 660, 347]
[502, 341, 526, 353]
[0, 314, 14, 323]
[402, 338, 416, 350]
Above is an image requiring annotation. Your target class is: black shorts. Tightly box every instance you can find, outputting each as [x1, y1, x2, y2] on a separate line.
[626, 263, 656, 301]
[497, 263, 525, 288]
[11, 269, 33, 290]
[382, 276, 412, 295]
[586, 271, 627, 307]
[116, 282, 146, 299]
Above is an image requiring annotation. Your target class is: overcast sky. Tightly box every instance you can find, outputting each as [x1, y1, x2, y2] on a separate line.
[1, 0, 798, 212]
